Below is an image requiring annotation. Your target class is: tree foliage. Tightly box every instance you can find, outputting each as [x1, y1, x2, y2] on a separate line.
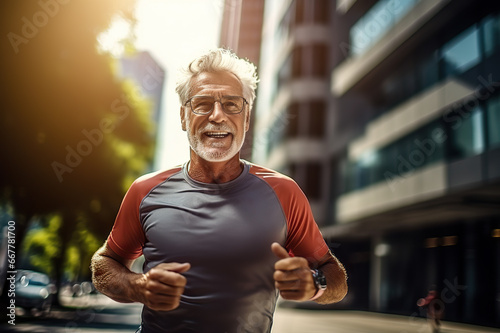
[0, 0, 155, 284]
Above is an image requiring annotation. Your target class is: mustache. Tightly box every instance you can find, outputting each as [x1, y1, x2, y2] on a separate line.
[197, 124, 234, 134]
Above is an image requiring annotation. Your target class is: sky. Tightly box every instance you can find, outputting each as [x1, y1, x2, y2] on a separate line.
[133, 0, 225, 170]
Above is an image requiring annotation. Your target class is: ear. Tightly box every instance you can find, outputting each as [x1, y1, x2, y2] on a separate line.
[180, 106, 187, 131]
[244, 107, 251, 132]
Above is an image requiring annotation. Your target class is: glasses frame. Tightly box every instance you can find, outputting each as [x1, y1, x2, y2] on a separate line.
[184, 95, 248, 115]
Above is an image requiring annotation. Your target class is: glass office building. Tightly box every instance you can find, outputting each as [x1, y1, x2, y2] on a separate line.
[254, 0, 500, 327]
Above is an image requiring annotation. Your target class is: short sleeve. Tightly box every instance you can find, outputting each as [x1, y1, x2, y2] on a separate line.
[107, 168, 181, 260]
[107, 180, 147, 260]
[250, 164, 329, 264]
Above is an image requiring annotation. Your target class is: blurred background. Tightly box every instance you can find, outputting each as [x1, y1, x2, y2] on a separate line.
[1, 0, 499, 332]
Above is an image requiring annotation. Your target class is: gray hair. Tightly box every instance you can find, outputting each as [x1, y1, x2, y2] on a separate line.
[175, 48, 259, 110]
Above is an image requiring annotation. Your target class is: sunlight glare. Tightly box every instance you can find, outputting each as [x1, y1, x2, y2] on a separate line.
[97, 15, 132, 58]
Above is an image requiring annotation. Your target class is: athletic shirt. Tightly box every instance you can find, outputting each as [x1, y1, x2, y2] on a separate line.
[108, 160, 329, 333]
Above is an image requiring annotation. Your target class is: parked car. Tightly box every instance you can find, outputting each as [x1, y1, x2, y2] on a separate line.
[15, 270, 56, 314]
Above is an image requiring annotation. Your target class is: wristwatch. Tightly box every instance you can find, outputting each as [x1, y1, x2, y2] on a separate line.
[310, 268, 327, 300]
[311, 268, 327, 291]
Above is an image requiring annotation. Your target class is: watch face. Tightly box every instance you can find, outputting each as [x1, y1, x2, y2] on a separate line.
[313, 269, 327, 290]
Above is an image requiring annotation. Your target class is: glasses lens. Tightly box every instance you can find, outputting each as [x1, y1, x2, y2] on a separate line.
[189, 96, 245, 114]
[221, 96, 244, 114]
[190, 96, 215, 114]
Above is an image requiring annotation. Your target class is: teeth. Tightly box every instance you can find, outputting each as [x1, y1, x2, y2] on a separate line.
[206, 132, 229, 138]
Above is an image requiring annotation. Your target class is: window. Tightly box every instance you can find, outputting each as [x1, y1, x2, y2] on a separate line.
[308, 100, 326, 138]
[487, 95, 500, 148]
[305, 162, 322, 199]
[292, 47, 303, 78]
[448, 107, 485, 160]
[350, 0, 419, 56]
[295, 0, 305, 24]
[313, 0, 329, 23]
[483, 14, 500, 57]
[286, 103, 299, 138]
[295, 0, 329, 24]
[311, 44, 329, 77]
[442, 26, 481, 76]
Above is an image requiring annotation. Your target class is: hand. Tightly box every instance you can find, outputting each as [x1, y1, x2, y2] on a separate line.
[271, 242, 316, 301]
[138, 262, 190, 311]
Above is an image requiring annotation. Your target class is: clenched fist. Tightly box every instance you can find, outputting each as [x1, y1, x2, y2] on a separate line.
[271, 242, 316, 301]
[138, 262, 190, 311]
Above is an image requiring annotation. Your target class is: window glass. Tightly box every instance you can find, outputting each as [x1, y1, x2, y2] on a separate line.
[305, 163, 322, 199]
[487, 95, 500, 148]
[449, 107, 485, 160]
[313, 0, 329, 23]
[350, 0, 419, 56]
[442, 26, 481, 75]
[292, 47, 303, 77]
[295, 0, 305, 24]
[483, 14, 500, 57]
[308, 101, 325, 138]
[286, 103, 299, 138]
[311, 44, 328, 77]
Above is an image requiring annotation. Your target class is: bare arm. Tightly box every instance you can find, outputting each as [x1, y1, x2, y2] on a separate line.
[90, 242, 141, 303]
[312, 251, 348, 304]
[90, 242, 190, 311]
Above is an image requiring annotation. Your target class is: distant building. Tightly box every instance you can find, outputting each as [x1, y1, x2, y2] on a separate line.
[119, 51, 165, 168]
[119, 51, 164, 130]
[219, 0, 265, 160]
[253, 0, 333, 226]
[254, 0, 500, 328]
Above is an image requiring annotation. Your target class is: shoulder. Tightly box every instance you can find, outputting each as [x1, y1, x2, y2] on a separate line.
[247, 162, 303, 197]
[128, 165, 183, 196]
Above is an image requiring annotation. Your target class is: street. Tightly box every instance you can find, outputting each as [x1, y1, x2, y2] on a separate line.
[272, 308, 500, 333]
[1, 295, 499, 332]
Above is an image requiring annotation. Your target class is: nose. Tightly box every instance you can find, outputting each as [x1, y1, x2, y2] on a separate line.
[208, 101, 227, 123]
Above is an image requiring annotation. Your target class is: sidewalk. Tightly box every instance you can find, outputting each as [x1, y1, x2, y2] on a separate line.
[271, 308, 500, 333]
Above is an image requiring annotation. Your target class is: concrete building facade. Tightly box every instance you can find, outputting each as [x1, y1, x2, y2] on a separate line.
[253, 0, 500, 328]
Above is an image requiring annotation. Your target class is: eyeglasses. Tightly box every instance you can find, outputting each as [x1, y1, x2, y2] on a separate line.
[184, 95, 248, 115]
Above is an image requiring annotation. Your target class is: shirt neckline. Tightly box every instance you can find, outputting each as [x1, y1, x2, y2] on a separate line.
[182, 159, 251, 190]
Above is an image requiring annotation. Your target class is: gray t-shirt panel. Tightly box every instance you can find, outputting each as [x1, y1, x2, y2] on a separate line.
[139, 161, 287, 332]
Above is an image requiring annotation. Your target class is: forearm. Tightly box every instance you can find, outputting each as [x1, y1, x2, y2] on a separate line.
[314, 256, 348, 304]
[90, 247, 145, 304]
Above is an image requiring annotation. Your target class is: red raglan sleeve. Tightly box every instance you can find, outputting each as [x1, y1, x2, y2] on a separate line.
[280, 180, 329, 262]
[254, 166, 329, 263]
[107, 179, 147, 260]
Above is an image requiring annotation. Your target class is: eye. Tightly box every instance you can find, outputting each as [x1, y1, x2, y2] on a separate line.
[191, 97, 214, 113]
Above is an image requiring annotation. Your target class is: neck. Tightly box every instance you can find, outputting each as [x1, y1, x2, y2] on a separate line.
[188, 151, 243, 184]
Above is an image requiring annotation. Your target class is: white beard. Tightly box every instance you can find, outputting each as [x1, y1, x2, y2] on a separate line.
[186, 120, 245, 162]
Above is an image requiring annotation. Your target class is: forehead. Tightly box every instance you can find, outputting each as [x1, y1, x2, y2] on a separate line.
[190, 71, 243, 97]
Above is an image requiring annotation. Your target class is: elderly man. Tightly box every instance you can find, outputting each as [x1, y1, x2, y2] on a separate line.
[91, 49, 347, 333]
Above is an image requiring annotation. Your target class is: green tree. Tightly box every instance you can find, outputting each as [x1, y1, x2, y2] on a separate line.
[0, 0, 155, 302]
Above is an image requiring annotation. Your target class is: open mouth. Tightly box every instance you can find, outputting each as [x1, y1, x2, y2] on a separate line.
[204, 131, 231, 138]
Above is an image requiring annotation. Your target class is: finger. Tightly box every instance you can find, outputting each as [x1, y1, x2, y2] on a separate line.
[271, 242, 290, 260]
[274, 268, 310, 282]
[145, 294, 183, 311]
[278, 290, 310, 301]
[274, 279, 302, 291]
[148, 268, 189, 288]
[145, 279, 186, 296]
[274, 257, 309, 271]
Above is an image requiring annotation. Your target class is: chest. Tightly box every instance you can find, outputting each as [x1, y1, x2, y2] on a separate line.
[139, 183, 287, 269]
